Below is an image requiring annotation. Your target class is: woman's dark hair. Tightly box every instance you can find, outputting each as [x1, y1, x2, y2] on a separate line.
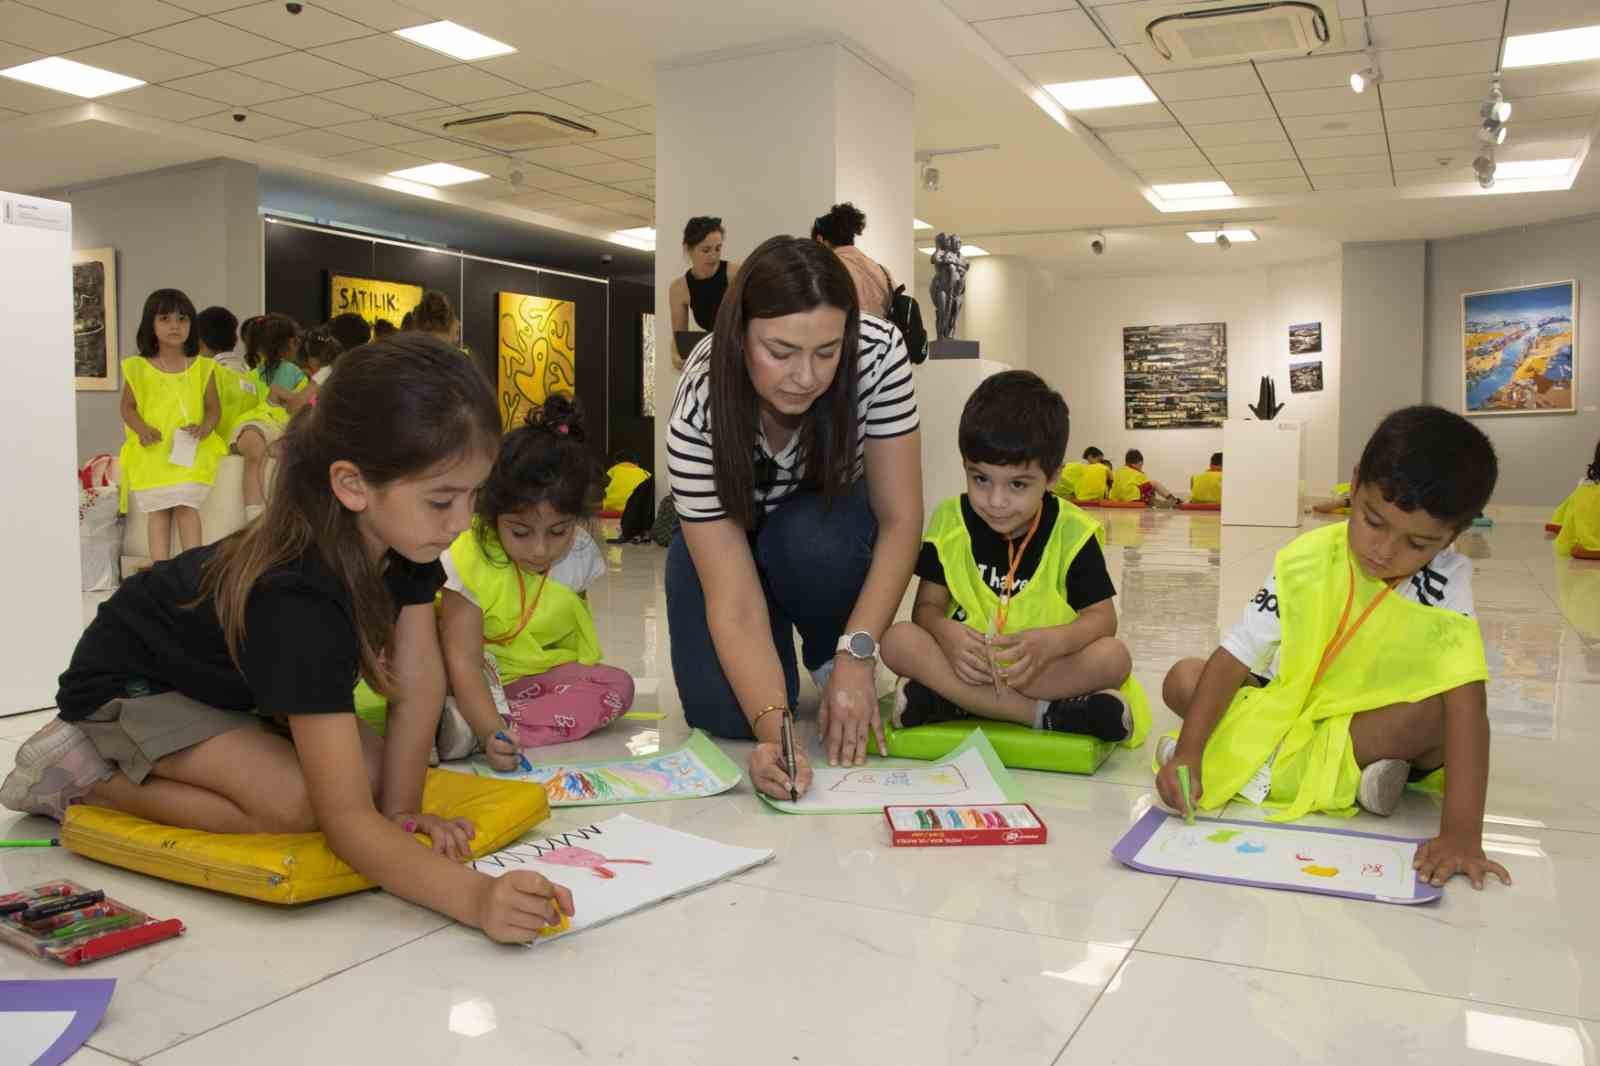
[1211, 452, 1223, 467]
[1587, 438, 1599, 483]
[958, 370, 1068, 475]
[811, 202, 867, 247]
[1355, 405, 1498, 530]
[474, 392, 606, 565]
[244, 312, 301, 385]
[136, 289, 199, 357]
[413, 290, 457, 335]
[300, 327, 344, 372]
[200, 334, 500, 695]
[194, 305, 238, 354]
[708, 236, 860, 531]
[682, 216, 723, 249]
[326, 312, 372, 352]
[1126, 449, 1144, 465]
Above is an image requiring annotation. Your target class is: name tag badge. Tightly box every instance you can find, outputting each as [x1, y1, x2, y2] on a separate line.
[1239, 760, 1272, 806]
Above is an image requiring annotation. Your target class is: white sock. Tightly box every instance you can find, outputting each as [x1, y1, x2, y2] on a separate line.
[244, 504, 263, 521]
[1033, 699, 1050, 729]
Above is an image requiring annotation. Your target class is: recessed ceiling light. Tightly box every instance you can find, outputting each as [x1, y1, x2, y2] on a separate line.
[1152, 181, 1234, 200]
[387, 163, 489, 186]
[918, 244, 990, 257]
[1494, 158, 1575, 179]
[1042, 76, 1157, 111]
[394, 20, 516, 61]
[1503, 24, 1600, 68]
[0, 57, 143, 98]
[1187, 229, 1258, 243]
[611, 226, 655, 250]
[913, 218, 933, 230]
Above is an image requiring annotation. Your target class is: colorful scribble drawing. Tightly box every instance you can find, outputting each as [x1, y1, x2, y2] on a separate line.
[828, 764, 969, 795]
[1236, 841, 1266, 854]
[497, 291, 577, 431]
[534, 845, 652, 879]
[1301, 865, 1339, 878]
[531, 750, 723, 804]
[1206, 829, 1241, 843]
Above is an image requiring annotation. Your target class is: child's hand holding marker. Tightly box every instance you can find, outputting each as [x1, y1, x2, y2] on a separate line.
[477, 871, 575, 944]
[482, 730, 529, 774]
[936, 618, 993, 688]
[1156, 755, 1203, 817]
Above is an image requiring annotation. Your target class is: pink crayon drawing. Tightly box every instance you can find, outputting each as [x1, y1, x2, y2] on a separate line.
[534, 845, 653, 879]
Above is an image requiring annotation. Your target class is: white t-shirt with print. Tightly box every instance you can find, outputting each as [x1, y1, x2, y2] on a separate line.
[1221, 546, 1477, 679]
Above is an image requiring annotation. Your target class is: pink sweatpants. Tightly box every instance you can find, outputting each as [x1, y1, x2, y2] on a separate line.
[503, 662, 635, 748]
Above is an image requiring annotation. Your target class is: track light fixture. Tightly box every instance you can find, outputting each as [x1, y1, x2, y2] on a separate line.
[1215, 230, 1232, 250]
[1473, 153, 1496, 189]
[1349, 66, 1381, 93]
[1478, 81, 1511, 145]
[1090, 231, 1106, 255]
[921, 165, 940, 192]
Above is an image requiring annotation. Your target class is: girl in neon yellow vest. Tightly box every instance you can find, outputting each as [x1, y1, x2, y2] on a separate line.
[1158, 406, 1511, 890]
[119, 289, 226, 561]
[1551, 440, 1600, 559]
[436, 394, 634, 771]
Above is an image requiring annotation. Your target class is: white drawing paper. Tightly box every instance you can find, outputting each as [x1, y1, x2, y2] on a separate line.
[1134, 818, 1419, 899]
[764, 741, 1015, 814]
[469, 813, 773, 943]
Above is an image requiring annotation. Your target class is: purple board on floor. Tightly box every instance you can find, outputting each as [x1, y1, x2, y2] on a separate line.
[0, 978, 115, 1066]
[1111, 807, 1443, 905]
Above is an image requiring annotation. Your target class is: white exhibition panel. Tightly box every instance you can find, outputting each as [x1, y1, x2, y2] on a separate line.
[914, 358, 1012, 524]
[1222, 419, 1304, 529]
[0, 192, 80, 713]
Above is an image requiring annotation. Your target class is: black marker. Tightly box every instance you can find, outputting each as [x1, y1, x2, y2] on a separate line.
[780, 711, 798, 803]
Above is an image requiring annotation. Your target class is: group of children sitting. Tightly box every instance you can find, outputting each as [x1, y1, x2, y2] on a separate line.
[1052, 446, 1220, 507]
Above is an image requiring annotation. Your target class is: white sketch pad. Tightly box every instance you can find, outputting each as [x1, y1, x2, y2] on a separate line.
[762, 732, 1020, 815]
[469, 813, 773, 943]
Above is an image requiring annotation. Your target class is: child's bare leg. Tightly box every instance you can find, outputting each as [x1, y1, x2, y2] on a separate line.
[1163, 657, 1207, 718]
[881, 621, 1036, 724]
[1013, 636, 1132, 701]
[147, 508, 174, 562]
[236, 428, 267, 508]
[174, 505, 202, 551]
[1349, 695, 1446, 770]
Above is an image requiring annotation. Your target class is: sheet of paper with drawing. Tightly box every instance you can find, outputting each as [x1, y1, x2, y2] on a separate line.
[1112, 808, 1443, 904]
[470, 729, 742, 807]
[762, 729, 1023, 815]
[470, 814, 773, 943]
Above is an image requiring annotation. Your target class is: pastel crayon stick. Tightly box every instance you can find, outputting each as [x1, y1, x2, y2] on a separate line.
[928, 809, 941, 829]
[914, 809, 928, 829]
[1177, 766, 1196, 825]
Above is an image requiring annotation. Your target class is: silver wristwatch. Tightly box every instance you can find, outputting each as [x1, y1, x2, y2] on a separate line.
[835, 630, 879, 661]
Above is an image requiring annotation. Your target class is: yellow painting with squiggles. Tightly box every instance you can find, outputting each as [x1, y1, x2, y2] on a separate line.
[496, 291, 576, 431]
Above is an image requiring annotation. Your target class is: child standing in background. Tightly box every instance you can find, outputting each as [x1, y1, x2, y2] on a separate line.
[1190, 452, 1223, 503]
[436, 395, 635, 770]
[120, 289, 226, 561]
[1052, 446, 1103, 499]
[1111, 449, 1179, 505]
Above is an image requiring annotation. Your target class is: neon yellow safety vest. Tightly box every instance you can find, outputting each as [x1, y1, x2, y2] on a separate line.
[1193, 521, 1487, 820]
[1110, 467, 1149, 502]
[1052, 461, 1085, 500]
[924, 496, 1151, 748]
[118, 356, 227, 511]
[1555, 483, 1600, 556]
[213, 363, 263, 440]
[603, 462, 650, 514]
[1190, 469, 1222, 503]
[1075, 463, 1110, 502]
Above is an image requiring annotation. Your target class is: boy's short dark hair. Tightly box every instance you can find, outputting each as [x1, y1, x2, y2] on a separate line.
[195, 305, 238, 354]
[1082, 446, 1103, 461]
[958, 370, 1068, 475]
[1211, 452, 1223, 467]
[1125, 449, 1143, 465]
[326, 312, 372, 353]
[1356, 405, 1497, 529]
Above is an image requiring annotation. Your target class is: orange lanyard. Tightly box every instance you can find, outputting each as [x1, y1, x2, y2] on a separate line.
[485, 567, 548, 647]
[1312, 556, 1400, 687]
[993, 506, 1043, 635]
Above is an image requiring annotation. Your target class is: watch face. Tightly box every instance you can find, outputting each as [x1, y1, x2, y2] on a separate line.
[848, 632, 876, 658]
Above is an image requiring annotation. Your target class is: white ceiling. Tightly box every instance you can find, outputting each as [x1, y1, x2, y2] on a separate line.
[0, 0, 1596, 279]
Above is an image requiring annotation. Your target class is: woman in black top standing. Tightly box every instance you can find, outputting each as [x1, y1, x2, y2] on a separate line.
[668, 216, 740, 369]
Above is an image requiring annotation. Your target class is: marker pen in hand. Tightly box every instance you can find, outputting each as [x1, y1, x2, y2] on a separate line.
[495, 731, 533, 773]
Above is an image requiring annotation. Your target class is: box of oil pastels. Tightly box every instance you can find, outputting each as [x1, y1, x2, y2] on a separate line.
[884, 804, 1047, 847]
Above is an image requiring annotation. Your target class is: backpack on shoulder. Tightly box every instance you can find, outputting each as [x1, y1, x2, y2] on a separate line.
[880, 264, 928, 364]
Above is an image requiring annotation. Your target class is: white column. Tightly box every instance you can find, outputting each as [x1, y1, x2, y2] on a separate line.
[653, 41, 914, 481]
[957, 256, 1031, 369]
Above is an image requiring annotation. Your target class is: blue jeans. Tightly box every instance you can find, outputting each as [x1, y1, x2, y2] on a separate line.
[665, 484, 877, 739]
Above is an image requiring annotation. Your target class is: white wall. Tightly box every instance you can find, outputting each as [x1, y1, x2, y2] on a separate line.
[1424, 216, 1600, 506]
[46, 160, 265, 462]
[958, 256, 1032, 369]
[1025, 257, 1342, 494]
[1340, 241, 1425, 475]
[833, 47, 914, 292]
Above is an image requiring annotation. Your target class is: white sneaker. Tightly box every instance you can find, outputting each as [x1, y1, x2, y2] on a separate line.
[0, 718, 113, 821]
[1356, 758, 1409, 817]
[435, 697, 480, 762]
[1156, 735, 1177, 768]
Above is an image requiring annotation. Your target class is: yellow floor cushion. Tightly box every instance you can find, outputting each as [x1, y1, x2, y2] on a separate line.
[60, 769, 548, 905]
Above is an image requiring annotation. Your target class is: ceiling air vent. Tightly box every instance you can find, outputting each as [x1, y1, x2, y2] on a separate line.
[440, 111, 596, 151]
[1145, 2, 1340, 64]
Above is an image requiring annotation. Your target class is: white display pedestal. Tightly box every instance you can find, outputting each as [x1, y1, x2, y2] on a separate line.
[0, 193, 81, 713]
[1221, 419, 1304, 528]
[913, 357, 1011, 523]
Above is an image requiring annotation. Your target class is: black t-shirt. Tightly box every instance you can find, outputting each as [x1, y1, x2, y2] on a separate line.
[57, 544, 445, 721]
[915, 495, 1116, 621]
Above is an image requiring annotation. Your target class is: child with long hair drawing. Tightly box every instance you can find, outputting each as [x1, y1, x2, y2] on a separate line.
[436, 394, 635, 770]
[3, 334, 572, 942]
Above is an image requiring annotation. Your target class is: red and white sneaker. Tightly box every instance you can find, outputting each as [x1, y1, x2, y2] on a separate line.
[0, 718, 113, 821]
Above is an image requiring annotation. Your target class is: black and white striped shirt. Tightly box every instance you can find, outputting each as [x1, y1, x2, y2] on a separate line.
[667, 313, 920, 523]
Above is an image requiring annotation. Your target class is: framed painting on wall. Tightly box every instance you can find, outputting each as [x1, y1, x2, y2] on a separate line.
[1289, 321, 1321, 355]
[328, 273, 422, 329]
[1122, 322, 1228, 429]
[1289, 360, 1324, 393]
[73, 247, 118, 391]
[497, 291, 576, 431]
[1462, 280, 1576, 416]
[641, 311, 656, 417]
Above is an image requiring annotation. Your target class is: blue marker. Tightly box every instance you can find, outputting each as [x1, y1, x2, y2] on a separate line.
[496, 731, 532, 773]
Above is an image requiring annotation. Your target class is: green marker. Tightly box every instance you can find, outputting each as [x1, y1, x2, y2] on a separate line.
[47, 914, 133, 940]
[622, 711, 664, 721]
[0, 839, 59, 848]
[1176, 766, 1196, 825]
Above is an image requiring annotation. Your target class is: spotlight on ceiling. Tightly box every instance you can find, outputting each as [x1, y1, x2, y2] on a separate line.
[921, 165, 940, 192]
[1215, 231, 1232, 250]
[1479, 118, 1507, 145]
[1349, 67, 1381, 93]
[1473, 153, 1497, 189]
[1485, 85, 1512, 123]
[1090, 231, 1106, 255]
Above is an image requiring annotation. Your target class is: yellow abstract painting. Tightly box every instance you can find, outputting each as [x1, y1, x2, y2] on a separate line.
[497, 292, 576, 431]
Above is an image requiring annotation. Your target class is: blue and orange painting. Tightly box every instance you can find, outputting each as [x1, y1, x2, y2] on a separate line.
[1463, 281, 1576, 414]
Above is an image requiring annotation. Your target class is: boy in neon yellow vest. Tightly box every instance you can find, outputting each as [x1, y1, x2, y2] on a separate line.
[1190, 452, 1223, 503]
[1158, 406, 1510, 890]
[1074, 457, 1112, 503]
[1052, 446, 1103, 500]
[1111, 449, 1179, 504]
[881, 371, 1149, 744]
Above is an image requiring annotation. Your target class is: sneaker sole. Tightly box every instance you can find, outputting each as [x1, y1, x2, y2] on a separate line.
[1357, 758, 1410, 817]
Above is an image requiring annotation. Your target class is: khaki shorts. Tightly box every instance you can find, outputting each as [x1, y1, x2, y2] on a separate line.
[78, 691, 280, 785]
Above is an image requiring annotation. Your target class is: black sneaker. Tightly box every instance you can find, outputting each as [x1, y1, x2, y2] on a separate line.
[895, 680, 968, 728]
[1040, 690, 1131, 741]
